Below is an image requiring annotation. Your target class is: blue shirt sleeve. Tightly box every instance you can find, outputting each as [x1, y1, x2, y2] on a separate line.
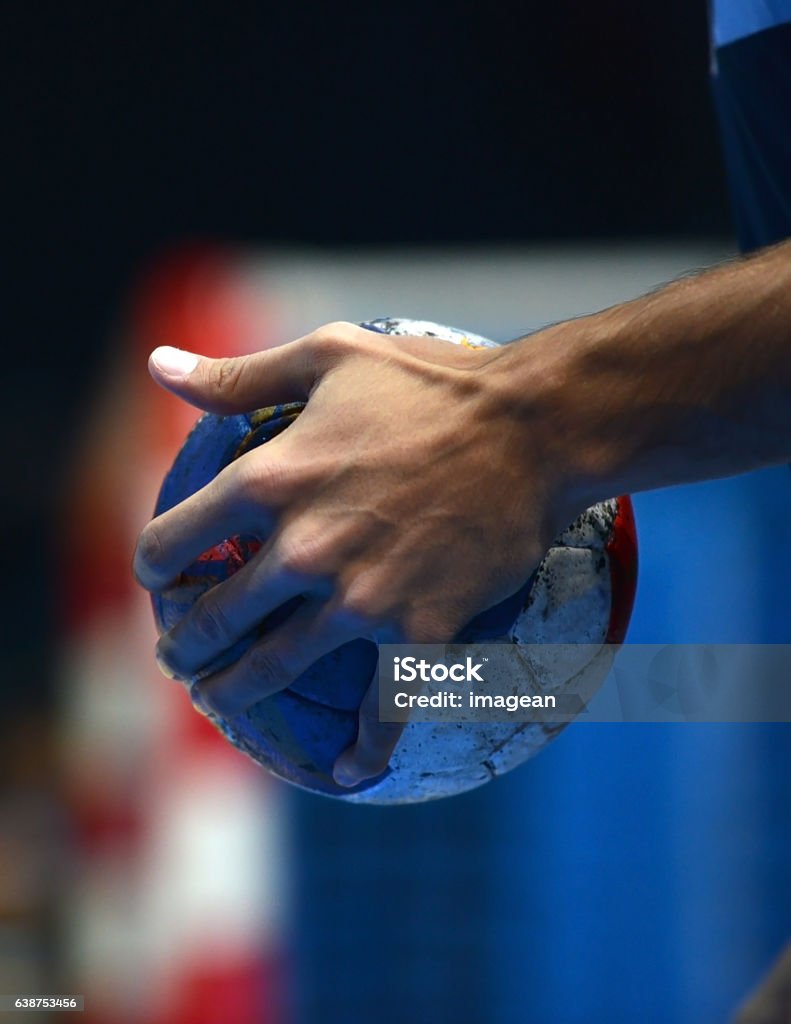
[712, 0, 791, 46]
[710, 4, 791, 250]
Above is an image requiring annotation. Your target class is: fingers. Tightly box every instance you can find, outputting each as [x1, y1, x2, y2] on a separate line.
[147, 321, 363, 415]
[333, 671, 406, 788]
[133, 460, 279, 591]
[191, 600, 355, 718]
[154, 544, 309, 680]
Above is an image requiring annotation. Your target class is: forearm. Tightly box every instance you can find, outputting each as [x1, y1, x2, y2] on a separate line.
[493, 239, 791, 510]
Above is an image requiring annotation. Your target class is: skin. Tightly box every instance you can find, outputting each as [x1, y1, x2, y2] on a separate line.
[134, 238, 791, 787]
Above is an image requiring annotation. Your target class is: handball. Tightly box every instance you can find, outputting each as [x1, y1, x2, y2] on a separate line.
[152, 318, 637, 803]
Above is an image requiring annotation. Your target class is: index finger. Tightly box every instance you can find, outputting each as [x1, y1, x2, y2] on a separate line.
[133, 458, 278, 591]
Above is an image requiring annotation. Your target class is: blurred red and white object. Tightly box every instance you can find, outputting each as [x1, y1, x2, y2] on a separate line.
[59, 248, 289, 1024]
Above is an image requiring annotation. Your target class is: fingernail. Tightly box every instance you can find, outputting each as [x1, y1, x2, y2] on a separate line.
[190, 684, 212, 717]
[332, 760, 359, 788]
[151, 346, 200, 380]
[155, 650, 182, 680]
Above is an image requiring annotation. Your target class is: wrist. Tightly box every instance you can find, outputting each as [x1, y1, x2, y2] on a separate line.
[482, 317, 629, 520]
[481, 240, 791, 522]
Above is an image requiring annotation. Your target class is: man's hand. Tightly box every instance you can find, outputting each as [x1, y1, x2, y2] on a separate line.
[133, 322, 571, 787]
[134, 241, 791, 787]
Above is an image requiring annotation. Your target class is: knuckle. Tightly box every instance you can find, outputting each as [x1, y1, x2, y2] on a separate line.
[278, 532, 326, 578]
[310, 321, 360, 362]
[228, 460, 260, 504]
[314, 320, 355, 342]
[335, 576, 383, 630]
[231, 456, 288, 509]
[189, 598, 232, 646]
[209, 356, 245, 399]
[135, 523, 167, 583]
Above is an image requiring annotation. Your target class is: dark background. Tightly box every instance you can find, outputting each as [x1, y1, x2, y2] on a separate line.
[6, 2, 728, 376]
[3, 0, 730, 751]
[3, 1, 729, 760]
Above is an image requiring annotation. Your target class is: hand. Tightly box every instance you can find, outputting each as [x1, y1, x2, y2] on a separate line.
[133, 322, 572, 786]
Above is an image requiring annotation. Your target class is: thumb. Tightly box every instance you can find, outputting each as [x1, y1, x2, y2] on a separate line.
[148, 340, 319, 415]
